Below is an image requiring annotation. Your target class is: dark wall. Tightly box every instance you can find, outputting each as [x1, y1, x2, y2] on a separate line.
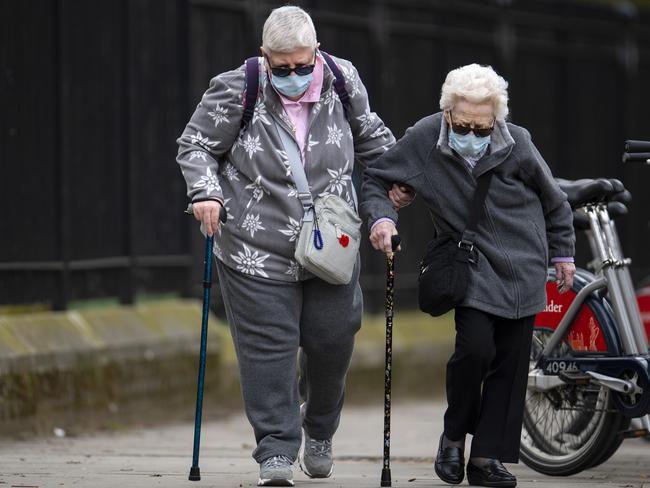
[1, 0, 192, 308]
[2, 0, 650, 311]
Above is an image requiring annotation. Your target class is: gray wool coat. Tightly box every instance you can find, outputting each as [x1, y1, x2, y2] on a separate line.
[176, 53, 395, 281]
[361, 112, 575, 319]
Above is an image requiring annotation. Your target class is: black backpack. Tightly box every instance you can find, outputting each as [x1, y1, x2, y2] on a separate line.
[240, 51, 351, 130]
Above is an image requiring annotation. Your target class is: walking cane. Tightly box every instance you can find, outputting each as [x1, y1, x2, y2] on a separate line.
[186, 203, 227, 482]
[381, 234, 401, 488]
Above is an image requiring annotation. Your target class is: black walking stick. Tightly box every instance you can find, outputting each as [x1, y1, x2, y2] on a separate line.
[381, 234, 401, 488]
[187, 204, 227, 482]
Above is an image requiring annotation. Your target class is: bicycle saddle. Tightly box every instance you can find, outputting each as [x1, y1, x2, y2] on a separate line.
[608, 201, 629, 219]
[555, 178, 614, 209]
[605, 179, 632, 204]
[607, 178, 625, 193]
[572, 201, 628, 231]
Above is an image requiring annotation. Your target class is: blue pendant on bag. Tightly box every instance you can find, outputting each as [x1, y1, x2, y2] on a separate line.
[313, 229, 323, 250]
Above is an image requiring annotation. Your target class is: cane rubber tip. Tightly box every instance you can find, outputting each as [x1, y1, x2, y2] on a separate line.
[380, 468, 392, 486]
[189, 466, 201, 481]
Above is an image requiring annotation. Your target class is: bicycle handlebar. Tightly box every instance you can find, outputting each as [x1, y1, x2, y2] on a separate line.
[622, 152, 650, 163]
[625, 140, 650, 152]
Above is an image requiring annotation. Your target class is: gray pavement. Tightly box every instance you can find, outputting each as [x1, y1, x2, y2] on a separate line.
[1, 400, 649, 487]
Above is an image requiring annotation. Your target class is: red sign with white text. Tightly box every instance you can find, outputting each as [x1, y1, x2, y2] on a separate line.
[637, 285, 650, 346]
[534, 281, 608, 352]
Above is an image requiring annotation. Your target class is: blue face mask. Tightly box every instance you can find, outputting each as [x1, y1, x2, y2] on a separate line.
[271, 72, 313, 98]
[448, 129, 491, 159]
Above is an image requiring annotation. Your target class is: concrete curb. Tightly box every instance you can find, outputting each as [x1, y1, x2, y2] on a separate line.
[0, 300, 453, 437]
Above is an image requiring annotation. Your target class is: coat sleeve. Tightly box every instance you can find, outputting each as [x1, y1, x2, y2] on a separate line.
[176, 66, 246, 203]
[335, 60, 396, 168]
[361, 118, 430, 230]
[520, 131, 576, 260]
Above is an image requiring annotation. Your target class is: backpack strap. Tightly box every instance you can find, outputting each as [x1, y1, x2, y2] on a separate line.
[320, 51, 350, 115]
[241, 57, 260, 129]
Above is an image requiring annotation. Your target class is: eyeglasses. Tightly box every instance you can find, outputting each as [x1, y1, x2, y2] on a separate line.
[265, 56, 316, 78]
[449, 112, 495, 138]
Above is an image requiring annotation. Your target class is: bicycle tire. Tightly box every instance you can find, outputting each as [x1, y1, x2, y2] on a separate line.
[586, 414, 630, 468]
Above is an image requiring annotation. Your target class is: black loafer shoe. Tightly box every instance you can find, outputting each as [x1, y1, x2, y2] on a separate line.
[467, 459, 516, 487]
[434, 433, 464, 484]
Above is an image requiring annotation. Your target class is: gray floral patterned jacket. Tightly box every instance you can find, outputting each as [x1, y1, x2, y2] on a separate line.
[176, 53, 395, 281]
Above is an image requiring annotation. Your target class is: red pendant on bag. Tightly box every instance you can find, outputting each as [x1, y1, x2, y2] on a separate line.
[339, 234, 349, 247]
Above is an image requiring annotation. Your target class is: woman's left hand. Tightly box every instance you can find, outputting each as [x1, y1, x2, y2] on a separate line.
[555, 262, 576, 293]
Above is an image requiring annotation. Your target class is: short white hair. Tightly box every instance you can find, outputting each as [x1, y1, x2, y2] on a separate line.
[262, 6, 317, 53]
[439, 64, 509, 121]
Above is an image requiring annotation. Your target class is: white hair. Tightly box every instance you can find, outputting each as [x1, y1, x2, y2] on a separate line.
[439, 64, 509, 121]
[262, 6, 317, 53]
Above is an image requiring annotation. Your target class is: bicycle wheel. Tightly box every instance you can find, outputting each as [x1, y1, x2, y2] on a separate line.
[520, 328, 628, 476]
[586, 418, 629, 469]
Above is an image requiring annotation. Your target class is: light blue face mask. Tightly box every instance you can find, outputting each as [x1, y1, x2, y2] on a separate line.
[448, 129, 491, 159]
[271, 72, 313, 98]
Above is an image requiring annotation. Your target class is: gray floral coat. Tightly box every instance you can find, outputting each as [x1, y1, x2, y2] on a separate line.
[176, 53, 395, 281]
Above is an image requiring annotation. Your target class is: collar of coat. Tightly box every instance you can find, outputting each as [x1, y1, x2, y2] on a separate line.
[436, 112, 516, 178]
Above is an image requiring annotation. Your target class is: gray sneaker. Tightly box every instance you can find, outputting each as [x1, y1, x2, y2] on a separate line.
[258, 455, 294, 487]
[298, 405, 334, 479]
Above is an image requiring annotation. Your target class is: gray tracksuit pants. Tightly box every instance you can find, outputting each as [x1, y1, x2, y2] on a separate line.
[216, 258, 363, 463]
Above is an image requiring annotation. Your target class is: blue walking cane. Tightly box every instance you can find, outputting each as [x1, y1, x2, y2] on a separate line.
[186, 203, 227, 482]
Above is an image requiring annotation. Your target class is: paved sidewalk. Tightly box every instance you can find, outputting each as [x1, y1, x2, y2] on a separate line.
[1, 400, 648, 487]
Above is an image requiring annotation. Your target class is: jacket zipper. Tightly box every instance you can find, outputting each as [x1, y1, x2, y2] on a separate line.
[485, 205, 520, 317]
[303, 74, 335, 181]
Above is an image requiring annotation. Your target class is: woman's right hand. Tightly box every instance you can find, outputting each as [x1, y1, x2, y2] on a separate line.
[370, 220, 399, 254]
[192, 200, 223, 236]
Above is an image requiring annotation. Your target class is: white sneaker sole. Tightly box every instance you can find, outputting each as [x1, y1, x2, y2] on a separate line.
[298, 427, 334, 479]
[257, 477, 294, 487]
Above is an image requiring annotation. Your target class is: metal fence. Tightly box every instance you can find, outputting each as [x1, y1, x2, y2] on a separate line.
[2, 0, 650, 312]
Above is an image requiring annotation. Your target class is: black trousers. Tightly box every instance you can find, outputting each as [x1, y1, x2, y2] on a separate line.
[443, 306, 535, 463]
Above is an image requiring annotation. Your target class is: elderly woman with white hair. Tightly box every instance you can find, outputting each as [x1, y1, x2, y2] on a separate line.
[176, 5, 411, 487]
[362, 64, 576, 487]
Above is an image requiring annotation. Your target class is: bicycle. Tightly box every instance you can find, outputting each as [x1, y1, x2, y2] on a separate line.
[519, 140, 650, 476]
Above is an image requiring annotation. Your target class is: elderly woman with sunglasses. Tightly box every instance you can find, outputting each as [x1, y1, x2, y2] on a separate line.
[362, 64, 576, 487]
[176, 6, 414, 487]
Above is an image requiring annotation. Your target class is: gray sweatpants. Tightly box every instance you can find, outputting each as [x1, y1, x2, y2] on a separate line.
[215, 258, 363, 463]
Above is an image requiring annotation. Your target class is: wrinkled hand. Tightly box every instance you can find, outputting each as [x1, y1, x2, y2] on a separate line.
[388, 184, 415, 210]
[555, 262, 576, 294]
[192, 200, 223, 237]
[370, 220, 400, 254]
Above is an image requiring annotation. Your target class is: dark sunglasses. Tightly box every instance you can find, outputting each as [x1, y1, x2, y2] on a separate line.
[265, 55, 316, 78]
[449, 112, 495, 138]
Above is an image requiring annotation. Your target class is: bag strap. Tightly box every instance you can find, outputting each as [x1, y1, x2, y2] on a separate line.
[461, 171, 494, 246]
[247, 52, 354, 220]
[275, 122, 315, 223]
[320, 51, 350, 116]
[241, 57, 260, 129]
